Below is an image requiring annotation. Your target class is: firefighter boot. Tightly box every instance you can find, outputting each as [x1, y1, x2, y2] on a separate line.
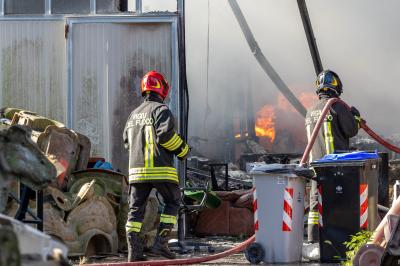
[127, 232, 147, 262]
[150, 223, 176, 259]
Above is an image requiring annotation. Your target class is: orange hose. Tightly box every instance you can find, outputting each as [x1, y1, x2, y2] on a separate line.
[88, 99, 400, 266]
[300, 98, 340, 165]
[300, 98, 400, 165]
[88, 235, 255, 266]
[360, 123, 400, 154]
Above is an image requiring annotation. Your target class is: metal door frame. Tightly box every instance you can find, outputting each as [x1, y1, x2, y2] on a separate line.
[66, 15, 180, 159]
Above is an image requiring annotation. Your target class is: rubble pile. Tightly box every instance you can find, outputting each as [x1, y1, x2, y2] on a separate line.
[0, 107, 134, 258]
[0, 123, 56, 213]
[187, 157, 252, 190]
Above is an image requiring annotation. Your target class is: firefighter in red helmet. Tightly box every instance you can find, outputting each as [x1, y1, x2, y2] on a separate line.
[123, 70, 190, 261]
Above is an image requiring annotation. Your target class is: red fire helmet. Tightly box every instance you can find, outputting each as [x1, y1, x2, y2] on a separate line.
[141, 70, 170, 99]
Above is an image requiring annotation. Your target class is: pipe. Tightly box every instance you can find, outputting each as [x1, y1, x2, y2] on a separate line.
[228, 0, 307, 117]
[135, 0, 142, 14]
[177, 0, 188, 243]
[297, 0, 323, 75]
[378, 204, 390, 213]
[88, 235, 255, 266]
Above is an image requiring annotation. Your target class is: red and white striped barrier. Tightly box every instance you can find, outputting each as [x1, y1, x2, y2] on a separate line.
[318, 185, 323, 227]
[282, 187, 293, 232]
[360, 184, 369, 229]
[253, 187, 259, 231]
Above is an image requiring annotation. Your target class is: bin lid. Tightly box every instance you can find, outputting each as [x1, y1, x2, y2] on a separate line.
[250, 163, 296, 174]
[250, 164, 314, 179]
[313, 151, 380, 163]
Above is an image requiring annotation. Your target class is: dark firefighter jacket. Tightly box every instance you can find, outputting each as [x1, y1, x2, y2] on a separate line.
[305, 95, 359, 162]
[123, 95, 190, 184]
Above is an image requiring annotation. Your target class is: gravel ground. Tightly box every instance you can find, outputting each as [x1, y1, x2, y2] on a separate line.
[72, 236, 339, 266]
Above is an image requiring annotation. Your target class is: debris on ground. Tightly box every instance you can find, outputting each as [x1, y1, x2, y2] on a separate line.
[0, 108, 132, 257]
[69, 236, 250, 265]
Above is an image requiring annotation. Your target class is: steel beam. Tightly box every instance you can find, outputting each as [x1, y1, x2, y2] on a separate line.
[297, 0, 323, 75]
[228, 0, 307, 117]
[0, 0, 4, 16]
[177, 0, 187, 242]
[136, 0, 142, 14]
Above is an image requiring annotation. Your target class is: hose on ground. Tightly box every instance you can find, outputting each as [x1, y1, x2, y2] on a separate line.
[88, 235, 255, 266]
[89, 98, 400, 266]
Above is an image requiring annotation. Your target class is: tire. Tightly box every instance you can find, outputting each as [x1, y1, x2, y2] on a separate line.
[245, 242, 264, 264]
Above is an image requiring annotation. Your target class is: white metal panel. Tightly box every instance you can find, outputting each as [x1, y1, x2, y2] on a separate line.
[70, 21, 173, 171]
[0, 20, 66, 122]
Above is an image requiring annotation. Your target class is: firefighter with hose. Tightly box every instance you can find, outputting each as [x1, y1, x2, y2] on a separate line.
[123, 70, 190, 262]
[304, 70, 361, 259]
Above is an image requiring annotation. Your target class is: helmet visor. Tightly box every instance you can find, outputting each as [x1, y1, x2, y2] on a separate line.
[316, 72, 338, 88]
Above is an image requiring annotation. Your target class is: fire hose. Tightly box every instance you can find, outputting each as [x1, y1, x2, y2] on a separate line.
[300, 98, 400, 265]
[300, 97, 400, 165]
[89, 98, 400, 266]
[88, 235, 255, 266]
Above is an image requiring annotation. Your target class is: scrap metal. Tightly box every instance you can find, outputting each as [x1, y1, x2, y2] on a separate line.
[0, 108, 132, 257]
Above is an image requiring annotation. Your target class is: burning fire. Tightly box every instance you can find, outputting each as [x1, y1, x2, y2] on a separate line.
[277, 92, 317, 112]
[235, 132, 249, 139]
[255, 105, 275, 142]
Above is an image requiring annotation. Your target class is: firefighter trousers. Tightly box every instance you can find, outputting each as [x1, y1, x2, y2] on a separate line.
[307, 180, 319, 242]
[126, 182, 181, 234]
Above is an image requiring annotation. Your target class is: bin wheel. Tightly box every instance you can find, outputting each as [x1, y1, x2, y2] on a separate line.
[245, 242, 264, 264]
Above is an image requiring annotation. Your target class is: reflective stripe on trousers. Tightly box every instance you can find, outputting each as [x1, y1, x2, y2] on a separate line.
[126, 221, 142, 233]
[129, 167, 178, 183]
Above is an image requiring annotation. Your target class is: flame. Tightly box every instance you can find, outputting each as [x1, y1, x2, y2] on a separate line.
[277, 92, 317, 112]
[298, 91, 318, 109]
[255, 105, 275, 142]
[235, 132, 249, 139]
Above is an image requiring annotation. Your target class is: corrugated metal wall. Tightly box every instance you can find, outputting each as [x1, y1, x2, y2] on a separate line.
[70, 22, 173, 171]
[0, 20, 66, 122]
[0, 17, 177, 173]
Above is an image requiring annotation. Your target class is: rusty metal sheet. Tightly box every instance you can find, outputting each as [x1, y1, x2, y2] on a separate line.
[75, 132, 91, 172]
[37, 125, 80, 189]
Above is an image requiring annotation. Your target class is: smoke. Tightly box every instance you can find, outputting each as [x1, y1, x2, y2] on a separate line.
[186, 0, 316, 159]
[146, 0, 400, 160]
[306, 0, 400, 137]
[183, 0, 400, 160]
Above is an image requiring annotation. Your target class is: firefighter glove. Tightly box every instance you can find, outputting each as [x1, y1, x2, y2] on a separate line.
[350, 106, 360, 117]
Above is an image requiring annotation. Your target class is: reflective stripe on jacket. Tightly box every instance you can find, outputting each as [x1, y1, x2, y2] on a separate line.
[305, 95, 359, 162]
[123, 95, 190, 184]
